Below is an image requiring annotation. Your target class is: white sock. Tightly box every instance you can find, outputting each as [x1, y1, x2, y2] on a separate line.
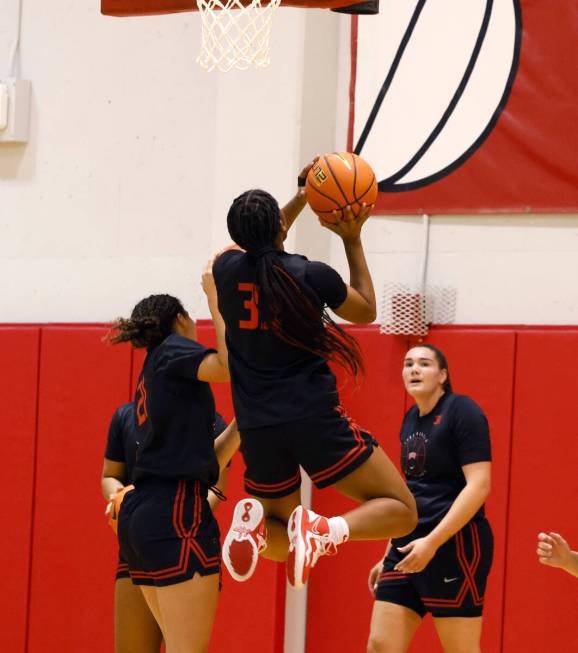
[328, 516, 349, 546]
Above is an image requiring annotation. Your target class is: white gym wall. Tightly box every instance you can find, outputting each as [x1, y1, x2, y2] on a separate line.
[1, 1, 577, 324]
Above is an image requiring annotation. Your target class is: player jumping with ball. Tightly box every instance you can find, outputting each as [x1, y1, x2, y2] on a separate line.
[213, 158, 417, 589]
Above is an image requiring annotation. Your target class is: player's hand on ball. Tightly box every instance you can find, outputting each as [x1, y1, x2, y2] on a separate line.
[298, 154, 320, 182]
[394, 537, 438, 573]
[368, 558, 383, 595]
[319, 203, 373, 242]
[537, 532, 572, 569]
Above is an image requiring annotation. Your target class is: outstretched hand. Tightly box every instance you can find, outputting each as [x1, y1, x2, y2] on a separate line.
[537, 532, 573, 570]
[319, 203, 373, 243]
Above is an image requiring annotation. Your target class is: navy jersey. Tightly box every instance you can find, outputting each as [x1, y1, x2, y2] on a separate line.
[104, 401, 228, 485]
[104, 402, 138, 485]
[393, 393, 492, 547]
[132, 334, 219, 485]
[213, 249, 348, 429]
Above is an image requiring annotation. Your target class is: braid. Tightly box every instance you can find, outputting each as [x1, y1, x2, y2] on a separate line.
[227, 189, 364, 378]
[107, 294, 186, 349]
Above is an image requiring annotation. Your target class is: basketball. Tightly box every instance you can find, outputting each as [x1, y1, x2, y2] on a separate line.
[305, 152, 378, 224]
[107, 484, 134, 535]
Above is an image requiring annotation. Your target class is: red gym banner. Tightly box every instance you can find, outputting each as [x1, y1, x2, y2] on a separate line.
[349, 0, 578, 214]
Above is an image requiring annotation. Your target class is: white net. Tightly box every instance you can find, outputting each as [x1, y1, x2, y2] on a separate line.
[380, 283, 457, 336]
[196, 0, 282, 72]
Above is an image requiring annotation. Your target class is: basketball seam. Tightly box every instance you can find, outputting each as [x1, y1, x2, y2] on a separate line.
[324, 155, 350, 207]
[356, 175, 376, 203]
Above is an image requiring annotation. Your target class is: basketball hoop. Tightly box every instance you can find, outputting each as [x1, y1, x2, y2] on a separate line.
[196, 0, 282, 72]
[101, 0, 380, 72]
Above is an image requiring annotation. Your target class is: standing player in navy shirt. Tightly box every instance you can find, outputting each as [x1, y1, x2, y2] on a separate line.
[102, 403, 230, 653]
[213, 160, 417, 590]
[107, 269, 239, 653]
[368, 345, 493, 653]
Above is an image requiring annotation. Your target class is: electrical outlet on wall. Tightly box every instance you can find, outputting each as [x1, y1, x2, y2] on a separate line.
[0, 78, 31, 143]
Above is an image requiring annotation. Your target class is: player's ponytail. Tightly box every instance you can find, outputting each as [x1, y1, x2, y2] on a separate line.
[419, 344, 453, 393]
[107, 294, 186, 349]
[227, 189, 364, 378]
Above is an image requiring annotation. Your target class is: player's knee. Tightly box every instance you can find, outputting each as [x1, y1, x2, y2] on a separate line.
[366, 633, 397, 653]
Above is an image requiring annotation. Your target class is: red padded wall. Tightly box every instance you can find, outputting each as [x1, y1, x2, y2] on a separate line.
[502, 331, 578, 653]
[0, 328, 40, 653]
[306, 329, 517, 653]
[306, 330, 409, 653]
[27, 328, 132, 653]
[6, 323, 578, 652]
[411, 329, 516, 653]
[196, 322, 286, 653]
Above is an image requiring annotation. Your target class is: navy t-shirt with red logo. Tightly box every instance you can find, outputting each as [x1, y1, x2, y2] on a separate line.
[393, 392, 492, 547]
[132, 334, 219, 485]
[212, 248, 348, 430]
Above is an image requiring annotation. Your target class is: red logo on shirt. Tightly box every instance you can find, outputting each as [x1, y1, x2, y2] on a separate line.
[135, 378, 148, 426]
[433, 415, 442, 426]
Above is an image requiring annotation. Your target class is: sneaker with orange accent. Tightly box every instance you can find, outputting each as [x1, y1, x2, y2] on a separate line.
[222, 498, 267, 582]
[287, 506, 337, 589]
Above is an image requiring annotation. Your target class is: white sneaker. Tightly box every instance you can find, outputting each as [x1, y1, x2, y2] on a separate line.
[222, 498, 267, 582]
[287, 505, 337, 590]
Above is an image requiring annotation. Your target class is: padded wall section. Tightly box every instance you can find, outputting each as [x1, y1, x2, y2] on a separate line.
[306, 330, 409, 653]
[27, 328, 132, 653]
[409, 330, 516, 653]
[0, 328, 40, 653]
[196, 322, 286, 653]
[503, 331, 578, 653]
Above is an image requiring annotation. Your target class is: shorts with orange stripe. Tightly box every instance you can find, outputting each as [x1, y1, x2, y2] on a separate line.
[115, 551, 130, 581]
[118, 478, 221, 587]
[240, 405, 378, 499]
[375, 518, 493, 618]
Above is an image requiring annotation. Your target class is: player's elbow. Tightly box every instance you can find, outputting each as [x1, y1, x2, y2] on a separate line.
[214, 364, 230, 382]
[349, 306, 377, 324]
[477, 477, 491, 501]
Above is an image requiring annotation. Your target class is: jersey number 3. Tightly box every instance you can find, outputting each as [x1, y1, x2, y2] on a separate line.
[238, 283, 266, 330]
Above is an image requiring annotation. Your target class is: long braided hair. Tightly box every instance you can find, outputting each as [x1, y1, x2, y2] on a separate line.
[227, 189, 363, 378]
[107, 294, 186, 349]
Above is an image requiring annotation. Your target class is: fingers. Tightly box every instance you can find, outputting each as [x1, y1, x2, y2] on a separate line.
[549, 532, 567, 546]
[300, 154, 320, 177]
[537, 541, 552, 557]
[368, 569, 378, 595]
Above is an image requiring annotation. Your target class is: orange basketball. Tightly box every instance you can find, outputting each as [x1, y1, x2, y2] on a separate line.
[108, 484, 135, 535]
[305, 152, 378, 223]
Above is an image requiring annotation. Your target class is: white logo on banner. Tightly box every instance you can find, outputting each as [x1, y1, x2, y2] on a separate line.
[353, 0, 521, 191]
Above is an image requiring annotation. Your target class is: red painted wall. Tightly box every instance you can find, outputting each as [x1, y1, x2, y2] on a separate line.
[3, 324, 577, 652]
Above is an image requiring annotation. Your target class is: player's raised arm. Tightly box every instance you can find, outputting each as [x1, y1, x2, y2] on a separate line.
[280, 156, 319, 233]
[321, 203, 377, 324]
[197, 257, 230, 382]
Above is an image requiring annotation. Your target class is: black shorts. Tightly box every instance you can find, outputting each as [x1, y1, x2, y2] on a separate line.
[375, 519, 493, 618]
[240, 405, 378, 499]
[118, 479, 221, 587]
[116, 551, 130, 581]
